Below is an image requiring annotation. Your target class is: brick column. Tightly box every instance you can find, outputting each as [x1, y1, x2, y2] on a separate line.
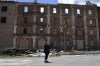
[47, 5, 50, 34]
[33, 36, 36, 48]
[84, 7, 88, 50]
[71, 6, 75, 48]
[13, 4, 17, 48]
[95, 7, 99, 49]
[33, 15, 36, 34]
[47, 5, 51, 44]
[60, 5, 63, 33]
[59, 5, 63, 50]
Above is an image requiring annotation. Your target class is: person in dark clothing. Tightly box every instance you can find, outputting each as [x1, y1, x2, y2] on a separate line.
[44, 43, 51, 63]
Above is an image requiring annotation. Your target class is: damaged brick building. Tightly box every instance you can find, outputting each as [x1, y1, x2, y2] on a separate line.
[0, 1, 100, 51]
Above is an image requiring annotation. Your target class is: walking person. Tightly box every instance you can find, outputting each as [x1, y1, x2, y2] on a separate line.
[44, 42, 51, 63]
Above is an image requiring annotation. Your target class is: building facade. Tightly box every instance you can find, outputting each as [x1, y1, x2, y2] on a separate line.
[0, 1, 17, 50]
[0, 1, 100, 51]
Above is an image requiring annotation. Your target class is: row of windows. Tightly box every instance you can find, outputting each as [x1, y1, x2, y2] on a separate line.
[0, 17, 94, 24]
[23, 17, 94, 26]
[22, 28, 44, 34]
[24, 6, 92, 15]
[20, 27, 94, 35]
[23, 17, 44, 23]
[0, 5, 93, 15]
[22, 28, 67, 35]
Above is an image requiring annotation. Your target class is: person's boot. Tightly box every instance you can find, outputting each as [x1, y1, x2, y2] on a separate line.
[44, 59, 49, 63]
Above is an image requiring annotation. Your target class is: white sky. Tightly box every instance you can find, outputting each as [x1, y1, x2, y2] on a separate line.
[57, 0, 100, 6]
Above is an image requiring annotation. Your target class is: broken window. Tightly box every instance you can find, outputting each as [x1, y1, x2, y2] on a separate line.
[90, 41, 93, 46]
[67, 41, 70, 46]
[24, 6, 28, 12]
[40, 28, 43, 33]
[90, 20, 92, 24]
[40, 18, 44, 22]
[66, 29, 69, 34]
[53, 29, 57, 35]
[40, 7, 44, 13]
[0, 17, 6, 23]
[23, 28, 27, 34]
[24, 17, 27, 23]
[89, 10, 92, 15]
[1, 6, 7, 12]
[77, 9, 80, 14]
[90, 30, 93, 35]
[65, 8, 68, 14]
[53, 8, 57, 13]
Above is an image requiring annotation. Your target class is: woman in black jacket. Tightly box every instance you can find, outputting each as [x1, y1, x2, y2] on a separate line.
[44, 43, 51, 63]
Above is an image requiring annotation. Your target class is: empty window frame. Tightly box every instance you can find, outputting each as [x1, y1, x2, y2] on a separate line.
[24, 17, 27, 23]
[40, 18, 44, 22]
[53, 8, 57, 13]
[65, 19, 70, 24]
[90, 41, 93, 46]
[1, 6, 7, 12]
[0, 17, 6, 23]
[66, 41, 70, 46]
[24, 6, 28, 12]
[40, 28, 43, 33]
[88, 10, 92, 15]
[53, 29, 57, 35]
[77, 9, 80, 14]
[90, 30, 93, 35]
[90, 20, 92, 24]
[65, 8, 68, 14]
[23, 28, 27, 34]
[40, 7, 44, 13]
[40, 28, 43, 30]
[66, 29, 69, 34]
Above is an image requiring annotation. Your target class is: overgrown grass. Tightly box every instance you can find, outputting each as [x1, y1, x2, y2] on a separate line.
[0, 55, 33, 58]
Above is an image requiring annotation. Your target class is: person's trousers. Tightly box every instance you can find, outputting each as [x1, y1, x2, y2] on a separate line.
[45, 53, 49, 61]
